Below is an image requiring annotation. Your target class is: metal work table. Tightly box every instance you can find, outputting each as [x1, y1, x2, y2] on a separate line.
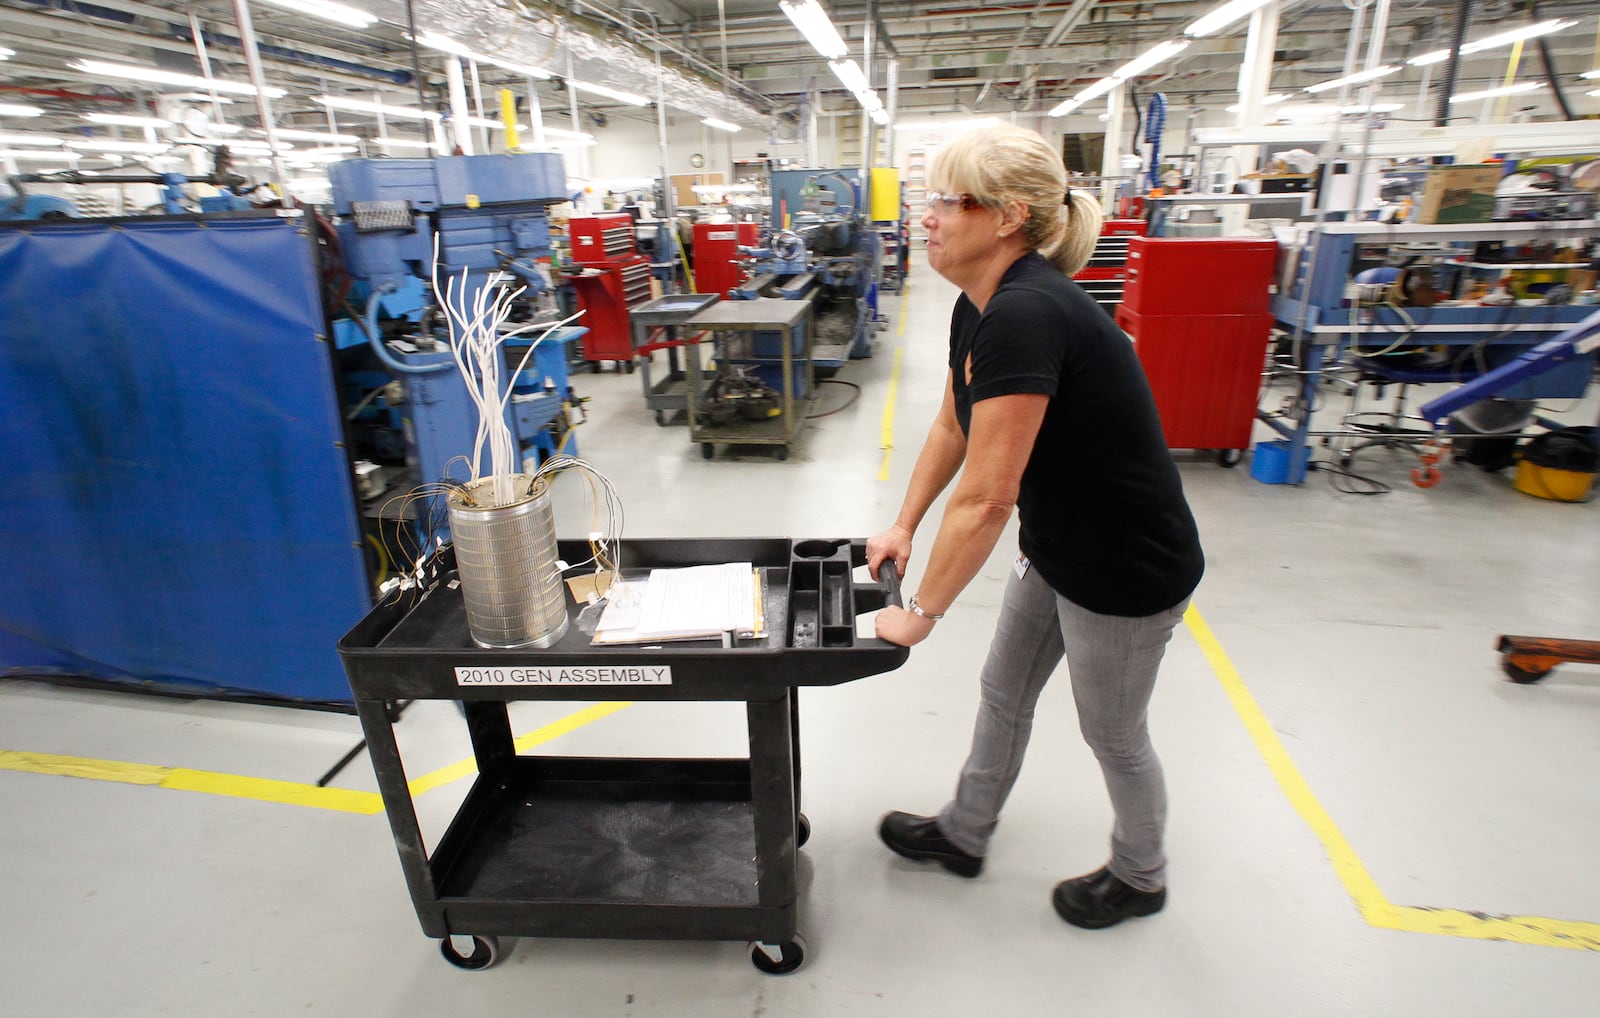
[338, 537, 906, 975]
[683, 298, 816, 460]
[629, 293, 720, 426]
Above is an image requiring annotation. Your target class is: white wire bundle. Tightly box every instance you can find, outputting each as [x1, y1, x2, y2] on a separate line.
[430, 233, 584, 507]
[532, 454, 626, 582]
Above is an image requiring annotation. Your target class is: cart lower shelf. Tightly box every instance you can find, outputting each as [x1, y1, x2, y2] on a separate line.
[418, 756, 799, 946]
[436, 758, 761, 910]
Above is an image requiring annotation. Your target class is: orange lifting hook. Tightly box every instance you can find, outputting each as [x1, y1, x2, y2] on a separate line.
[1411, 437, 1447, 488]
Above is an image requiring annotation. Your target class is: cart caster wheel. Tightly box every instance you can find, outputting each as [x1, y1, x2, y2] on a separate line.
[701, 443, 715, 460]
[1502, 660, 1552, 684]
[795, 812, 811, 848]
[654, 410, 668, 427]
[1217, 449, 1242, 468]
[777, 447, 790, 462]
[750, 934, 806, 975]
[440, 934, 506, 970]
[625, 361, 636, 374]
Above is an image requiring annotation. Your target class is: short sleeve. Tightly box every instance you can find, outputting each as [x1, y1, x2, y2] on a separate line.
[966, 288, 1062, 403]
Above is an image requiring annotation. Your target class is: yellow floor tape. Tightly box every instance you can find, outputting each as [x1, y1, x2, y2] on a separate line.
[5, 601, 1595, 950]
[1186, 604, 1600, 951]
[0, 700, 634, 816]
[876, 278, 911, 482]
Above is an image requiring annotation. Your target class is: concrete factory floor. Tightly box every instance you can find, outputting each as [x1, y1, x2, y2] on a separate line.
[4, 258, 1599, 1016]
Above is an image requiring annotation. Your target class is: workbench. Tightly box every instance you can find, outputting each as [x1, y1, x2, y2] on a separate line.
[629, 293, 719, 426]
[683, 298, 816, 460]
[338, 537, 906, 974]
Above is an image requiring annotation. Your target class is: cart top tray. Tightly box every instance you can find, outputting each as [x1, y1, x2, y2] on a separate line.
[339, 537, 907, 701]
[631, 293, 721, 325]
[686, 298, 812, 331]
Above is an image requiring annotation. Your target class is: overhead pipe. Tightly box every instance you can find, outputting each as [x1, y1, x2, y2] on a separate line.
[16, 0, 414, 86]
[1433, 0, 1474, 126]
[1530, 0, 1574, 120]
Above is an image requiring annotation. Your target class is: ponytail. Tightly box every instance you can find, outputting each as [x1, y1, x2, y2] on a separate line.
[1042, 189, 1103, 276]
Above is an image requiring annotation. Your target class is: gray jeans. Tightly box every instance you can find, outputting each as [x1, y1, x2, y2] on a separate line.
[937, 561, 1188, 892]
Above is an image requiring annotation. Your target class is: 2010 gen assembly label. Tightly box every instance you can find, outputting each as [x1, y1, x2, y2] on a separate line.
[454, 665, 673, 686]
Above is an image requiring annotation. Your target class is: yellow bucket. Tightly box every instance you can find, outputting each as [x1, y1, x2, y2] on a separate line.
[1513, 460, 1596, 502]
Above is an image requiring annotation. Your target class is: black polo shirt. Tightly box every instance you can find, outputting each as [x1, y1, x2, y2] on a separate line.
[948, 251, 1203, 617]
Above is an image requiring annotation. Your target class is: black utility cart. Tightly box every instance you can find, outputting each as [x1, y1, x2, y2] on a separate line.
[338, 537, 906, 975]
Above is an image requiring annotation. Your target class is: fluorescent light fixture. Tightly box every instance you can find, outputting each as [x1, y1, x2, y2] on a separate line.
[64, 138, 168, 154]
[0, 47, 14, 60]
[1050, 39, 1190, 116]
[223, 139, 295, 153]
[1449, 81, 1545, 103]
[416, 32, 552, 79]
[207, 122, 244, 135]
[1113, 39, 1191, 81]
[72, 60, 286, 98]
[1185, 0, 1276, 39]
[1338, 102, 1404, 113]
[1461, 19, 1575, 54]
[0, 103, 44, 117]
[460, 116, 508, 130]
[282, 146, 359, 162]
[544, 136, 597, 147]
[0, 149, 78, 161]
[84, 113, 172, 128]
[870, 108, 890, 126]
[1407, 20, 1576, 68]
[373, 138, 440, 150]
[567, 80, 650, 106]
[1048, 76, 1119, 116]
[264, 128, 361, 143]
[0, 132, 64, 146]
[256, 0, 374, 29]
[702, 117, 740, 132]
[538, 127, 595, 141]
[829, 59, 870, 94]
[1588, 89, 1600, 97]
[1583, 69, 1600, 80]
[315, 95, 441, 121]
[1408, 50, 1451, 67]
[892, 116, 1002, 132]
[781, 0, 849, 60]
[1303, 65, 1400, 93]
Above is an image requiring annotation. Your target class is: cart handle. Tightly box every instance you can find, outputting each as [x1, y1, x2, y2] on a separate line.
[879, 562, 903, 610]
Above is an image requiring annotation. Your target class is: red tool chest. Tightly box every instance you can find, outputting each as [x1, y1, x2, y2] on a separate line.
[1115, 237, 1278, 459]
[1122, 237, 1277, 316]
[568, 214, 653, 366]
[1072, 219, 1148, 313]
[694, 222, 760, 298]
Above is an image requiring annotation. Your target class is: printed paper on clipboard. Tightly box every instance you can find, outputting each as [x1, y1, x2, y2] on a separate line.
[591, 562, 766, 645]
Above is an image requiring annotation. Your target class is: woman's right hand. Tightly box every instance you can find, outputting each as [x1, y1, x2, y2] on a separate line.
[866, 524, 912, 581]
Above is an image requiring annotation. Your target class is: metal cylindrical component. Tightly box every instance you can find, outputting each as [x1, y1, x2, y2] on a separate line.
[448, 475, 568, 649]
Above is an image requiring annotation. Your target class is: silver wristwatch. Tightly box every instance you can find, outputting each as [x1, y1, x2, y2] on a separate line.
[907, 594, 946, 621]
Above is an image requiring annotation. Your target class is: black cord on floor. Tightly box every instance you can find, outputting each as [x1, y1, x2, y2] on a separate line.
[806, 379, 862, 419]
[1309, 458, 1394, 495]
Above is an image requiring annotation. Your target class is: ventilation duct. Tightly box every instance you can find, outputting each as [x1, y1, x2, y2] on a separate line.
[363, 0, 770, 129]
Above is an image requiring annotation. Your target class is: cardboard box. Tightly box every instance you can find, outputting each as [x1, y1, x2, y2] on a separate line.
[1416, 164, 1502, 224]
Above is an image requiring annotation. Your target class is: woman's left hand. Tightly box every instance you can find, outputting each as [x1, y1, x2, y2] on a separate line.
[875, 604, 937, 647]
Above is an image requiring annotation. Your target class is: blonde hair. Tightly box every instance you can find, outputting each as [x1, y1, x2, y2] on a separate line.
[928, 124, 1103, 276]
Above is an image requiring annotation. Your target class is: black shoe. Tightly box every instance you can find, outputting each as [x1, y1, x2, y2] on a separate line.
[1051, 866, 1166, 929]
[878, 811, 984, 877]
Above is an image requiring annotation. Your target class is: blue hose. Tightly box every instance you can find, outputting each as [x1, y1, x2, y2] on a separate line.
[361, 286, 453, 376]
[1144, 93, 1167, 192]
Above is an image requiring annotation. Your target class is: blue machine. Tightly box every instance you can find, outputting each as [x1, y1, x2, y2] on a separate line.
[747, 168, 885, 368]
[326, 153, 587, 526]
[4, 168, 253, 218]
